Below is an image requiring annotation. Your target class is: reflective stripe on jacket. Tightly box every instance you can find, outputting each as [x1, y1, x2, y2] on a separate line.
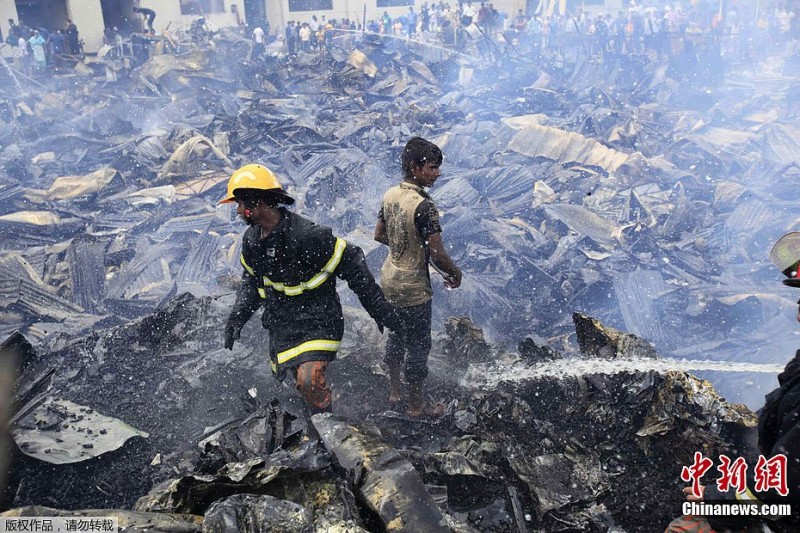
[233, 209, 346, 377]
[227, 208, 390, 379]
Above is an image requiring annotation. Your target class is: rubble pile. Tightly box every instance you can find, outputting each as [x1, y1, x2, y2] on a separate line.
[0, 32, 796, 391]
[2, 295, 757, 532]
[0, 29, 795, 530]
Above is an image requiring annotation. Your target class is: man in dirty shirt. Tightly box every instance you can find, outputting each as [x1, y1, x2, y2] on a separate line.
[375, 137, 462, 418]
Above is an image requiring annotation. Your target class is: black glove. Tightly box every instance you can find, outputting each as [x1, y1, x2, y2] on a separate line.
[224, 321, 242, 350]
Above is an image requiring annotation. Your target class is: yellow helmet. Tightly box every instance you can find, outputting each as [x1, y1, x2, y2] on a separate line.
[219, 164, 295, 205]
[771, 231, 800, 287]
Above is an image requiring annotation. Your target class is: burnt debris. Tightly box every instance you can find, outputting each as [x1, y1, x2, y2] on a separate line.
[2, 295, 757, 532]
[0, 20, 793, 533]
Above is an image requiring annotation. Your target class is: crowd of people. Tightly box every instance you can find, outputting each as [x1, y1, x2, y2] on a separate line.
[265, 1, 800, 67]
[8, 1, 800, 76]
[4, 18, 80, 74]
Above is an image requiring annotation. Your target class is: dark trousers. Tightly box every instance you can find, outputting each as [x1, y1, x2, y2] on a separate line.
[384, 300, 431, 384]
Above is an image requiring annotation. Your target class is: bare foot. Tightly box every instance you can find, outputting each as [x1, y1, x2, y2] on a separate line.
[406, 402, 444, 418]
[388, 368, 402, 405]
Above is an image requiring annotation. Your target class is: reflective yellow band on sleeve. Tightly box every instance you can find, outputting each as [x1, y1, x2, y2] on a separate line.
[321, 238, 347, 274]
[276, 339, 341, 365]
[241, 253, 255, 276]
[257, 287, 266, 298]
[261, 238, 347, 296]
[270, 360, 277, 374]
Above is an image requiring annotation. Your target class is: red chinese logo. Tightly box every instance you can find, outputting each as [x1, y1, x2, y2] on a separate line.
[754, 454, 788, 497]
[681, 452, 713, 498]
[681, 453, 789, 498]
[716, 455, 747, 494]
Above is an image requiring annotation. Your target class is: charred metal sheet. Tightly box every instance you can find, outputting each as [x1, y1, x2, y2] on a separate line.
[203, 493, 311, 533]
[637, 371, 758, 440]
[543, 204, 623, 245]
[159, 135, 233, 181]
[66, 236, 109, 313]
[46, 168, 124, 201]
[482, 166, 540, 214]
[198, 402, 308, 466]
[432, 176, 482, 207]
[508, 124, 629, 171]
[152, 213, 221, 242]
[90, 212, 151, 233]
[507, 452, 607, 519]
[0, 215, 86, 250]
[0, 279, 84, 322]
[134, 439, 329, 515]
[347, 49, 378, 78]
[312, 413, 450, 533]
[134, 136, 170, 163]
[0, 183, 23, 208]
[724, 198, 776, 238]
[762, 123, 800, 166]
[0, 254, 40, 286]
[612, 270, 671, 345]
[12, 397, 148, 464]
[104, 243, 181, 302]
[442, 317, 491, 364]
[438, 207, 491, 239]
[175, 232, 223, 294]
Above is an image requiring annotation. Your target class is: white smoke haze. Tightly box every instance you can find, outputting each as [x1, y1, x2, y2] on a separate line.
[1, 21, 798, 414]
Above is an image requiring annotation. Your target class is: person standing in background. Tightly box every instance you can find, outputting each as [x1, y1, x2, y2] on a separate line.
[375, 137, 462, 418]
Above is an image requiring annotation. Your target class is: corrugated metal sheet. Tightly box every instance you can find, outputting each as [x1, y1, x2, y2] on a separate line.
[544, 204, 622, 245]
[724, 198, 775, 236]
[15, 280, 84, 321]
[152, 213, 220, 241]
[91, 212, 151, 233]
[432, 176, 482, 207]
[67, 236, 109, 313]
[613, 270, 671, 345]
[508, 124, 630, 172]
[105, 244, 181, 301]
[176, 230, 222, 286]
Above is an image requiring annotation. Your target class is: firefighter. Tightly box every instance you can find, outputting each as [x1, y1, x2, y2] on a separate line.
[221, 164, 404, 413]
[665, 231, 800, 532]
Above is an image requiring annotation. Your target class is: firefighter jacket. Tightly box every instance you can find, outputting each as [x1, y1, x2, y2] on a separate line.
[704, 350, 800, 532]
[226, 208, 397, 379]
